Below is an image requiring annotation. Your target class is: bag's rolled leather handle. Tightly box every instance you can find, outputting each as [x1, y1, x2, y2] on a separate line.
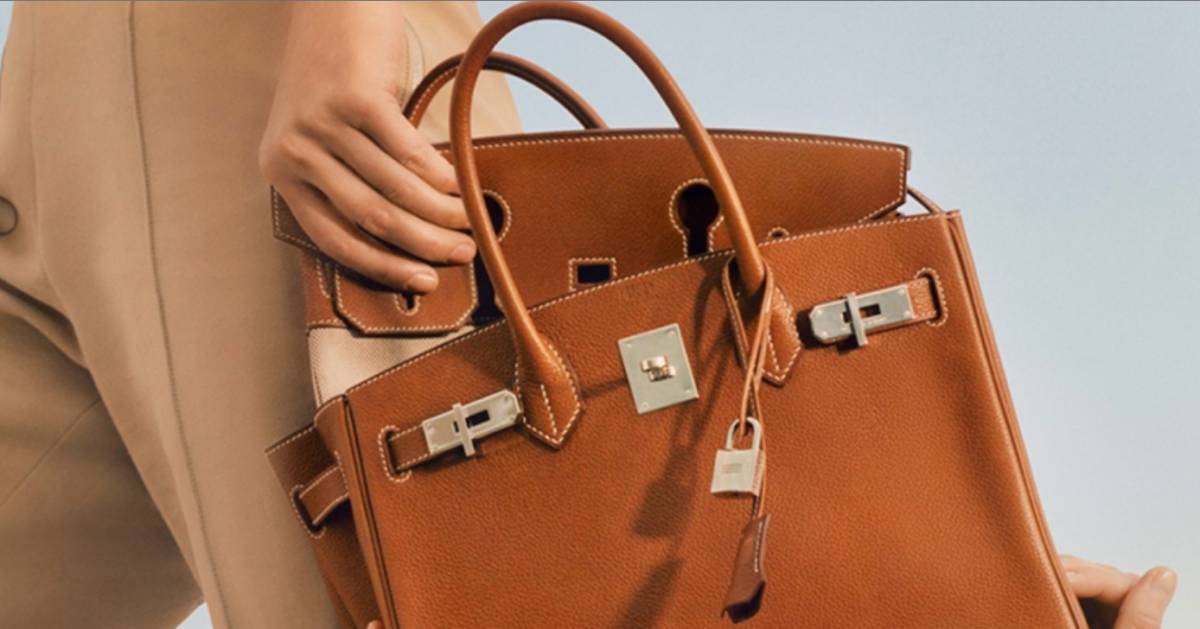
[450, 1, 768, 447]
[405, 51, 606, 130]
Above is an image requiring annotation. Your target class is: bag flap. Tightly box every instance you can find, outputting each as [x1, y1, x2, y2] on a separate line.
[273, 128, 909, 336]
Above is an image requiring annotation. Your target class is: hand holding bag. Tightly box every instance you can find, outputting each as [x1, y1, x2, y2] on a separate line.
[272, 3, 1086, 627]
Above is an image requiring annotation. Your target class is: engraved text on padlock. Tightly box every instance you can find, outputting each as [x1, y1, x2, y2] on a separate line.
[711, 417, 765, 496]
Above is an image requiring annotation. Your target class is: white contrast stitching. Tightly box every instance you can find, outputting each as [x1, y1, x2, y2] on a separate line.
[483, 189, 514, 243]
[311, 491, 349, 526]
[346, 213, 947, 395]
[753, 517, 766, 575]
[265, 424, 317, 457]
[666, 178, 724, 259]
[915, 267, 949, 327]
[312, 256, 332, 300]
[538, 384, 558, 435]
[304, 130, 903, 334]
[765, 324, 780, 374]
[723, 277, 800, 384]
[392, 293, 421, 316]
[271, 189, 319, 253]
[764, 286, 802, 383]
[297, 464, 342, 504]
[300, 461, 350, 527]
[379, 424, 421, 482]
[408, 65, 454, 124]
[437, 131, 906, 225]
[325, 189, 510, 334]
[438, 130, 902, 158]
[332, 258, 477, 333]
[512, 339, 582, 446]
[567, 256, 618, 292]
[287, 485, 326, 540]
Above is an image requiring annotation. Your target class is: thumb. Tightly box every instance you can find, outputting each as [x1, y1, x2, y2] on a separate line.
[1114, 567, 1177, 629]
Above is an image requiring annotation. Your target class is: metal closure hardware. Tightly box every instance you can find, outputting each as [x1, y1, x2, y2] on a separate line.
[639, 355, 677, 381]
[618, 323, 699, 414]
[421, 390, 520, 458]
[711, 417, 765, 496]
[809, 284, 915, 347]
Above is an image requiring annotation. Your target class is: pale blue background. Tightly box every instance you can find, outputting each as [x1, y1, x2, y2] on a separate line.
[2, 1, 1195, 627]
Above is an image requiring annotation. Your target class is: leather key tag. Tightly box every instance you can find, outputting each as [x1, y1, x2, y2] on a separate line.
[723, 513, 770, 622]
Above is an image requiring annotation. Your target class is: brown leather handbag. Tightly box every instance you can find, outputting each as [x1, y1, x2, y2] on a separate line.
[267, 3, 1086, 627]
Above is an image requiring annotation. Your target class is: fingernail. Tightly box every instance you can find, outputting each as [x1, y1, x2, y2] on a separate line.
[1151, 569, 1177, 596]
[449, 243, 475, 263]
[1065, 570, 1081, 583]
[408, 271, 437, 293]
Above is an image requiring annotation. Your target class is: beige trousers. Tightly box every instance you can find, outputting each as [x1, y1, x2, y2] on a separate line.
[0, 2, 518, 627]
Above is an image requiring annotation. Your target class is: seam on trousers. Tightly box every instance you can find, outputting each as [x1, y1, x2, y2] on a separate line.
[28, 5, 51, 305]
[127, 3, 231, 627]
[0, 398, 104, 511]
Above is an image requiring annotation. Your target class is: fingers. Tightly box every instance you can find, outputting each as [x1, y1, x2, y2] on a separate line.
[343, 97, 460, 195]
[1114, 568, 1177, 629]
[1065, 556, 1139, 606]
[322, 126, 470, 230]
[259, 83, 475, 286]
[299, 149, 476, 265]
[278, 182, 440, 292]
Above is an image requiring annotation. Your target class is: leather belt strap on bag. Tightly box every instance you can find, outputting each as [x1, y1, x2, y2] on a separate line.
[296, 460, 350, 530]
[276, 49, 608, 528]
[380, 278, 942, 473]
[266, 404, 378, 629]
[265, 51, 602, 627]
[268, 3, 1088, 626]
[275, 274, 946, 528]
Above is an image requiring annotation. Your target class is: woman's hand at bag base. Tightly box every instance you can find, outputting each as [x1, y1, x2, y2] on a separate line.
[259, 2, 476, 293]
[1062, 555, 1177, 629]
[365, 557, 1175, 629]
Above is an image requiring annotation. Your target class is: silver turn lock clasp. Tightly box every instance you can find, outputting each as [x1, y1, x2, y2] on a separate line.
[710, 417, 765, 497]
[639, 355, 676, 381]
[421, 390, 520, 458]
[617, 323, 699, 415]
[808, 283, 916, 348]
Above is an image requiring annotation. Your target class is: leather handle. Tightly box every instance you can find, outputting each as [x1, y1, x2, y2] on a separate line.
[405, 51, 606, 130]
[449, 2, 768, 446]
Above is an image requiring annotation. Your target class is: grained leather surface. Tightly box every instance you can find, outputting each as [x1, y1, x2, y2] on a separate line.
[323, 212, 1084, 628]
[265, 402, 375, 629]
[272, 58, 910, 336]
[271, 3, 1084, 627]
[276, 128, 908, 335]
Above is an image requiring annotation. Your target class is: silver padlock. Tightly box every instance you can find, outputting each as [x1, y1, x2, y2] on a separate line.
[710, 417, 765, 496]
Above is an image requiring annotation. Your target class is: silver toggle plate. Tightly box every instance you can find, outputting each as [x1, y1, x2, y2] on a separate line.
[422, 390, 520, 458]
[809, 283, 915, 347]
[618, 323, 699, 415]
